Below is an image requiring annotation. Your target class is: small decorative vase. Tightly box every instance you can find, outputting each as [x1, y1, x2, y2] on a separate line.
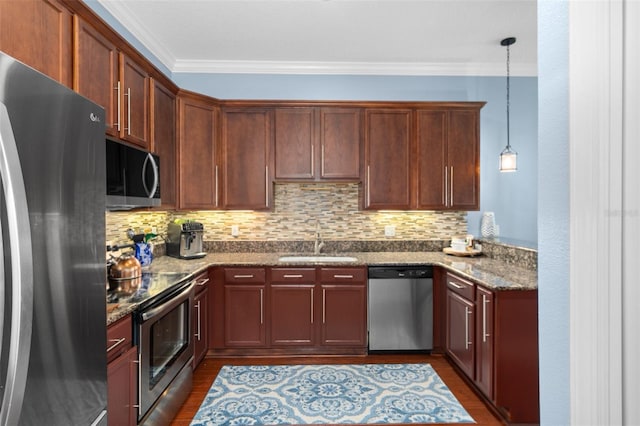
[481, 212, 496, 238]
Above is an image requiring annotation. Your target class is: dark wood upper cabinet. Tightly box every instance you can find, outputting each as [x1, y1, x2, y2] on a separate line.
[274, 108, 315, 180]
[274, 107, 361, 181]
[0, 0, 73, 87]
[119, 53, 150, 148]
[416, 109, 480, 210]
[364, 109, 413, 210]
[150, 78, 177, 209]
[319, 108, 361, 180]
[73, 16, 119, 137]
[177, 92, 219, 210]
[221, 108, 273, 210]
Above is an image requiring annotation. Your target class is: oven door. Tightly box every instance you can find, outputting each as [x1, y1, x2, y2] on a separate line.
[137, 280, 194, 419]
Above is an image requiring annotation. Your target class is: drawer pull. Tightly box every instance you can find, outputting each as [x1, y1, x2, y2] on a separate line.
[196, 277, 210, 286]
[448, 281, 465, 290]
[283, 274, 304, 278]
[107, 337, 126, 353]
[233, 274, 254, 279]
[333, 274, 354, 279]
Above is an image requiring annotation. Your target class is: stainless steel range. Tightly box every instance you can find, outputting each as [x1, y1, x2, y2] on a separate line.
[110, 272, 195, 425]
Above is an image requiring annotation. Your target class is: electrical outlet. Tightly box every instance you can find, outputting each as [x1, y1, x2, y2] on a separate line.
[231, 225, 239, 237]
[384, 225, 396, 237]
[151, 226, 157, 234]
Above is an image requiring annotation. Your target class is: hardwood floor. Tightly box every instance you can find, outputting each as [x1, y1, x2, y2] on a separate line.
[170, 353, 505, 425]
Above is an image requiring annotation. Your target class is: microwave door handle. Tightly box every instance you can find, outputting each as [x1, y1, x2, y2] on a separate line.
[141, 153, 159, 198]
[0, 102, 34, 426]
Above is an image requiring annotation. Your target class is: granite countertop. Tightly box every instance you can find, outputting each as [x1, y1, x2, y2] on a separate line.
[107, 251, 537, 325]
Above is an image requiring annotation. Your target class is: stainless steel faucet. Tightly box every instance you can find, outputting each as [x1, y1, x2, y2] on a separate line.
[314, 221, 325, 254]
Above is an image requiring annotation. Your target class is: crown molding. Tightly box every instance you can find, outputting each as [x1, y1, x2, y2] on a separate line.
[172, 60, 537, 77]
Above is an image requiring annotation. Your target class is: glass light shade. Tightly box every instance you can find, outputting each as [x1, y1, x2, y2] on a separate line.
[499, 147, 517, 172]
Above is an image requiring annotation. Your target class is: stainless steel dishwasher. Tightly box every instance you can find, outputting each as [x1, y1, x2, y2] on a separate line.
[368, 266, 433, 351]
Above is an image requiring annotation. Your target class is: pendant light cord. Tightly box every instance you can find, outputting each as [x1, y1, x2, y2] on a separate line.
[506, 41, 511, 150]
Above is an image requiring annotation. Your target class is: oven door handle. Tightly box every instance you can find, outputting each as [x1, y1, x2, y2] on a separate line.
[141, 281, 195, 322]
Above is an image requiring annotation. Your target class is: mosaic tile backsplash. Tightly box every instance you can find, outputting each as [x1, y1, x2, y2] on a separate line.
[106, 183, 467, 244]
[105, 184, 537, 270]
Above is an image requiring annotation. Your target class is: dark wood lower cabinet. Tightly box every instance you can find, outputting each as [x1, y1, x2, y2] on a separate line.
[107, 315, 137, 426]
[443, 270, 539, 425]
[193, 271, 210, 367]
[211, 266, 367, 355]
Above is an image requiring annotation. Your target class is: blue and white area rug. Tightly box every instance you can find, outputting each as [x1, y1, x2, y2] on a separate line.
[190, 363, 475, 425]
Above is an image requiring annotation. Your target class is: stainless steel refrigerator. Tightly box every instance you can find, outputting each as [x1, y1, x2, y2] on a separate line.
[0, 52, 107, 425]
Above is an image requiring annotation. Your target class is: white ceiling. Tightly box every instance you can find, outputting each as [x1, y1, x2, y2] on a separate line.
[97, 0, 537, 76]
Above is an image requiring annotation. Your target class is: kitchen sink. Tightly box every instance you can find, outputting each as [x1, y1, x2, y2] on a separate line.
[278, 255, 358, 263]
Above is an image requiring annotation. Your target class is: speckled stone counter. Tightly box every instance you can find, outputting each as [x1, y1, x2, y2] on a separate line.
[107, 251, 537, 325]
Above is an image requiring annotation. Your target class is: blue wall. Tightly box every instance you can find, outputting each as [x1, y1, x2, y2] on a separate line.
[538, 0, 570, 423]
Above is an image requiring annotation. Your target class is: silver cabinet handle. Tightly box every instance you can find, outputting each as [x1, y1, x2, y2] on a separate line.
[283, 274, 303, 278]
[124, 87, 131, 135]
[310, 288, 314, 324]
[450, 166, 454, 206]
[448, 281, 464, 289]
[334, 274, 354, 279]
[321, 144, 325, 177]
[260, 288, 264, 324]
[215, 165, 219, 207]
[311, 144, 314, 176]
[195, 300, 201, 340]
[465, 306, 473, 350]
[483, 294, 491, 342]
[196, 278, 210, 286]
[265, 166, 269, 207]
[233, 274, 254, 279]
[366, 165, 371, 207]
[106, 337, 126, 353]
[322, 288, 326, 324]
[444, 166, 448, 206]
[0, 102, 35, 426]
[114, 81, 121, 131]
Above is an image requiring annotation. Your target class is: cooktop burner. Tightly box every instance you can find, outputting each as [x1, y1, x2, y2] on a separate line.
[107, 271, 192, 305]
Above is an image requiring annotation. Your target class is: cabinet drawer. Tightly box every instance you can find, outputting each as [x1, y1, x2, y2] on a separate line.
[320, 267, 366, 283]
[107, 315, 133, 363]
[271, 268, 316, 283]
[446, 273, 475, 300]
[193, 270, 210, 295]
[225, 268, 266, 283]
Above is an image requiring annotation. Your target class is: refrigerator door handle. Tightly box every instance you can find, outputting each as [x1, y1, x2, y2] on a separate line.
[0, 102, 34, 426]
[141, 152, 159, 199]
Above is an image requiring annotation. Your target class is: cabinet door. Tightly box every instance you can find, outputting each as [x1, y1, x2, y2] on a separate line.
[416, 110, 447, 209]
[151, 79, 177, 208]
[270, 284, 316, 346]
[224, 284, 266, 347]
[193, 286, 209, 367]
[73, 16, 119, 137]
[107, 345, 138, 426]
[446, 289, 475, 378]
[274, 108, 315, 180]
[475, 285, 494, 400]
[119, 53, 150, 148]
[448, 110, 479, 210]
[178, 95, 218, 209]
[0, 0, 72, 87]
[320, 108, 361, 180]
[364, 109, 412, 209]
[221, 108, 273, 210]
[320, 284, 367, 346]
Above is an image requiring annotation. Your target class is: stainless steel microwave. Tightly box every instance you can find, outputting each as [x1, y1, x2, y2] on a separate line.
[106, 139, 161, 210]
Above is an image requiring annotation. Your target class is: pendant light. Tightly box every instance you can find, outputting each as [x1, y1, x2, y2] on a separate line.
[499, 37, 517, 172]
